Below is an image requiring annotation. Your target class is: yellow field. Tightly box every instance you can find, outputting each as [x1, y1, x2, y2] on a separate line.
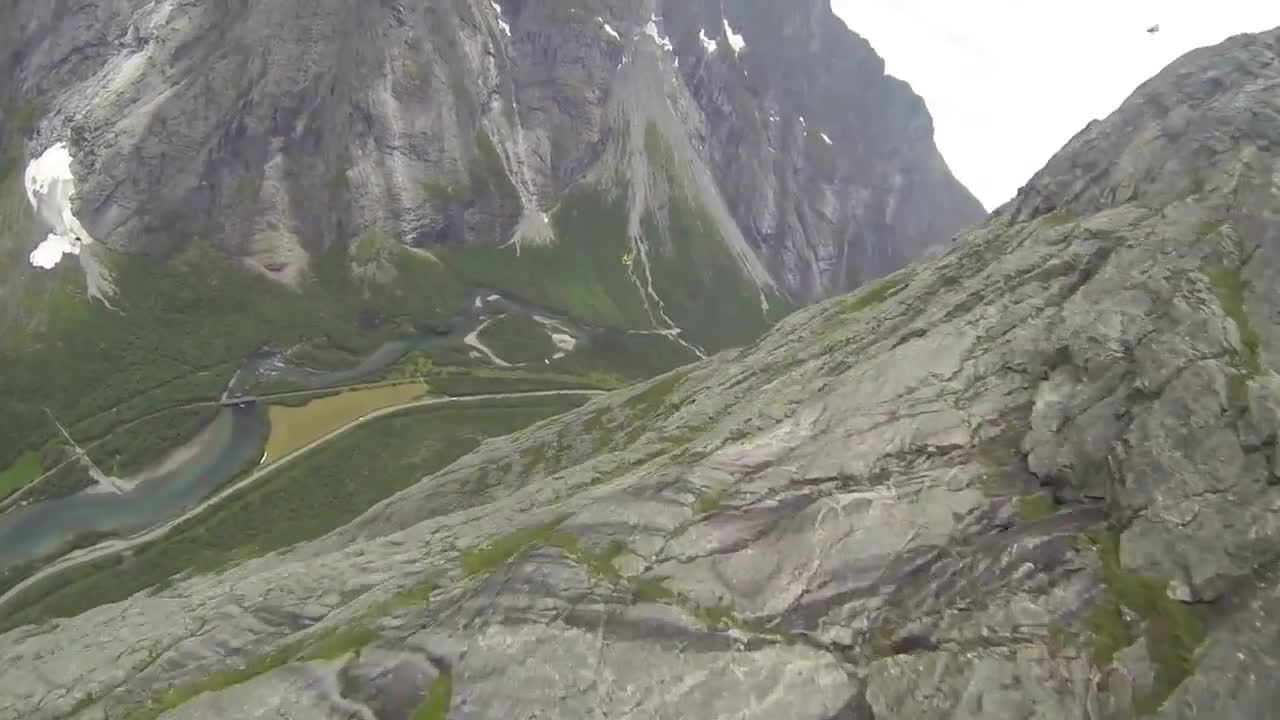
[262, 383, 429, 464]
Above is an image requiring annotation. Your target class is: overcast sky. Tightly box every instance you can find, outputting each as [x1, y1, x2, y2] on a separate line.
[830, 0, 1280, 210]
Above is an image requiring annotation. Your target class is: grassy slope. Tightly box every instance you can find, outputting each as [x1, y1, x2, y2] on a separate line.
[0, 451, 41, 501]
[0, 395, 583, 632]
[641, 123, 783, 351]
[476, 313, 557, 364]
[440, 187, 653, 329]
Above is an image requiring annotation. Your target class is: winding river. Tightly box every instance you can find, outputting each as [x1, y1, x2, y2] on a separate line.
[0, 406, 266, 569]
[0, 291, 590, 572]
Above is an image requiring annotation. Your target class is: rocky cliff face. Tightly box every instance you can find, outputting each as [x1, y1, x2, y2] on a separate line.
[5, 15, 1277, 720]
[0, 0, 980, 311]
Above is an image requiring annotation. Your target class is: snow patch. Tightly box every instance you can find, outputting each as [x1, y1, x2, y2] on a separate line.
[24, 142, 96, 270]
[598, 17, 620, 40]
[29, 235, 81, 269]
[533, 314, 579, 360]
[489, 0, 511, 37]
[699, 29, 719, 54]
[642, 15, 674, 53]
[820, 132, 833, 145]
[724, 19, 746, 54]
[464, 318, 513, 367]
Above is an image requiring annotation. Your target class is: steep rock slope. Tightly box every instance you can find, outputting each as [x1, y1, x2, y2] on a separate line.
[6, 18, 1278, 720]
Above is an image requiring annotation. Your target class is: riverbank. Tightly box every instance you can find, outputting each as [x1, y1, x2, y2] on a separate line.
[0, 390, 600, 631]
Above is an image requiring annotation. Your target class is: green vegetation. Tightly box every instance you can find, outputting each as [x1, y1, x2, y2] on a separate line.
[0, 397, 583, 632]
[20, 461, 94, 504]
[548, 328, 699, 382]
[376, 577, 438, 614]
[550, 532, 627, 584]
[461, 518, 566, 578]
[412, 672, 454, 720]
[1206, 266, 1262, 376]
[975, 441, 1017, 496]
[642, 123, 773, 351]
[1016, 493, 1056, 523]
[125, 621, 381, 720]
[0, 239, 457, 475]
[624, 367, 693, 420]
[1028, 259, 1077, 284]
[288, 343, 364, 372]
[1041, 210, 1076, 228]
[1046, 621, 1072, 659]
[421, 180, 459, 204]
[1195, 218, 1222, 239]
[0, 451, 42, 501]
[630, 577, 677, 604]
[87, 406, 218, 477]
[402, 363, 619, 395]
[470, 129, 519, 202]
[691, 601, 738, 631]
[838, 273, 911, 316]
[352, 230, 393, 266]
[440, 188, 652, 329]
[626, 575, 740, 632]
[477, 313, 557, 364]
[300, 626, 379, 662]
[693, 488, 727, 515]
[127, 638, 312, 720]
[1081, 530, 1205, 715]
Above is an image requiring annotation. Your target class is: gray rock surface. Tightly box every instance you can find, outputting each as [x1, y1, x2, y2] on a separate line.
[2, 20, 1279, 720]
[0, 0, 982, 300]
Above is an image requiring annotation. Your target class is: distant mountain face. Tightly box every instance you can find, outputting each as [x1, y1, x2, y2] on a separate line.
[0, 0, 981, 344]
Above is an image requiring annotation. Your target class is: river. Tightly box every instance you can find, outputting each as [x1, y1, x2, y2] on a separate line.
[0, 405, 267, 569]
[0, 291, 589, 571]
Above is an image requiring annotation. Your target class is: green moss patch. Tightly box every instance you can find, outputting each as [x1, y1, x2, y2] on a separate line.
[412, 672, 454, 720]
[1081, 531, 1205, 715]
[1015, 493, 1056, 523]
[629, 577, 677, 604]
[693, 488, 727, 515]
[550, 532, 627, 584]
[1207, 266, 1262, 376]
[461, 518, 566, 578]
[837, 273, 911, 316]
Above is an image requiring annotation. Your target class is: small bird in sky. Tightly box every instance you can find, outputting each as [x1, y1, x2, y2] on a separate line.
[1147, 24, 1161, 34]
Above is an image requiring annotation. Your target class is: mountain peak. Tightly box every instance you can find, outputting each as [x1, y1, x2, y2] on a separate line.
[1012, 27, 1280, 223]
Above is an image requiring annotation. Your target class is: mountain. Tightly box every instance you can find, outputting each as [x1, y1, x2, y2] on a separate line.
[0, 0, 982, 491]
[0, 0, 981, 317]
[2, 22, 1278, 720]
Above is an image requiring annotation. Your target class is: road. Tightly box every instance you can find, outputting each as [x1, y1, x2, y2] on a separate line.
[0, 389, 603, 612]
[1, 379, 431, 511]
[219, 377, 436, 407]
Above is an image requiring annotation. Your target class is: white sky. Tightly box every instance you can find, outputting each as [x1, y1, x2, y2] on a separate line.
[831, 0, 1280, 210]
